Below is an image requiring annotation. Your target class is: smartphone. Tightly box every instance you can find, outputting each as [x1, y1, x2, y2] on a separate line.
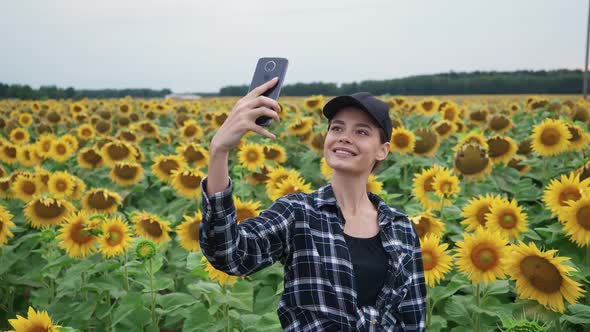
[248, 57, 289, 127]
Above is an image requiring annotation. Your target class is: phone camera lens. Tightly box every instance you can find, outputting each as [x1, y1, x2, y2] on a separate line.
[264, 60, 276, 72]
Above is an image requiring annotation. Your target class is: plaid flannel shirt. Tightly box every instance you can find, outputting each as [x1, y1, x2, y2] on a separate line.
[199, 176, 427, 332]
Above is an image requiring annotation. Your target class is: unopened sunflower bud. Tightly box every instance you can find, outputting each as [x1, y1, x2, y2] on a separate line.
[135, 240, 156, 260]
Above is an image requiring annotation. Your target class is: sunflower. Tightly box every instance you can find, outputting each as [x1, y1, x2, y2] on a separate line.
[454, 132, 488, 152]
[487, 114, 513, 134]
[61, 133, 79, 152]
[176, 211, 202, 252]
[417, 99, 439, 116]
[420, 234, 453, 287]
[245, 164, 273, 186]
[35, 133, 55, 159]
[530, 119, 572, 157]
[487, 135, 518, 165]
[461, 194, 503, 232]
[24, 197, 74, 229]
[77, 123, 96, 141]
[453, 142, 493, 181]
[98, 216, 133, 257]
[8, 306, 61, 332]
[17, 144, 43, 167]
[238, 143, 266, 172]
[389, 127, 415, 154]
[82, 188, 122, 215]
[234, 197, 261, 223]
[303, 95, 324, 111]
[170, 167, 205, 199]
[110, 162, 144, 187]
[100, 140, 136, 166]
[9, 128, 30, 145]
[47, 171, 76, 198]
[69, 175, 87, 201]
[57, 211, 98, 257]
[0, 142, 18, 164]
[151, 154, 187, 183]
[48, 138, 74, 163]
[506, 242, 584, 313]
[287, 117, 314, 136]
[176, 143, 209, 168]
[412, 165, 450, 210]
[565, 123, 590, 152]
[432, 171, 460, 199]
[543, 172, 590, 222]
[469, 109, 488, 124]
[412, 128, 440, 157]
[267, 173, 313, 201]
[11, 174, 43, 202]
[485, 198, 528, 241]
[433, 120, 456, 140]
[117, 129, 143, 145]
[179, 119, 203, 141]
[263, 144, 288, 164]
[201, 256, 239, 286]
[454, 227, 509, 285]
[576, 160, 590, 181]
[410, 210, 446, 239]
[77, 147, 105, 169]
[440, 104, 460, 122]
[562, 195, 590, 247]
[0, 205, 16, 246]
[367, 175, 383, 194]
[308, 132, 326, 154]
[320, 157, 333, 180]
[131, 211, 171, 243]
[18, 113, 33, 127]
[210, 111, 229, 129]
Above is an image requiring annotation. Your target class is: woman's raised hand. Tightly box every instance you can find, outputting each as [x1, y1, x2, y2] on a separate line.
[210, 77, 282, 154]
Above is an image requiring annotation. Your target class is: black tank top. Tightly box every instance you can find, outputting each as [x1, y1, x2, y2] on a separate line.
[343, 232, 388, 307]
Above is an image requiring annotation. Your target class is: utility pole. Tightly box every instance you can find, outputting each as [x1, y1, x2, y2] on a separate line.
[584, 0, 590, 99]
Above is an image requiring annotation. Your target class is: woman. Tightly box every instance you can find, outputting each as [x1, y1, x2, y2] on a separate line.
[199, 78, 426, 331]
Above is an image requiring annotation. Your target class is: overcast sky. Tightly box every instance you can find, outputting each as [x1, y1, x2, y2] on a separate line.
[0, 0, 585, 93]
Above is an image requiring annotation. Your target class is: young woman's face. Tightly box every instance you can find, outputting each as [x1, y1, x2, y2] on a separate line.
[324, 107, 390, 176]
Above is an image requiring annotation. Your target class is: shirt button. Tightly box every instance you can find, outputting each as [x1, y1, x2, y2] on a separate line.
[370, 319, 377, 325]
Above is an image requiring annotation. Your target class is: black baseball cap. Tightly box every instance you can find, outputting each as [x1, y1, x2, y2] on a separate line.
[322, 92, 392, 141]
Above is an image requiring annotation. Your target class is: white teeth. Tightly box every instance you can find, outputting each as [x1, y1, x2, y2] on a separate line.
[334, 149, 354, 156]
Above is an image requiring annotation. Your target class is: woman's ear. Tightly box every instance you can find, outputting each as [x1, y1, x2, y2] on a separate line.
[376, 142, 390, 161]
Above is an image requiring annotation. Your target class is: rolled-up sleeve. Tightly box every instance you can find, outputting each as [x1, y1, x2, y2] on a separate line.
[199, 176, 295, 276]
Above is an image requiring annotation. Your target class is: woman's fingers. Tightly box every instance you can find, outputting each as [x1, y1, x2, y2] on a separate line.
[251, 107, 281, 124]
[248, 123, 276, 140]
[247, 95, 281, 113]
[245, 77, 278, 99]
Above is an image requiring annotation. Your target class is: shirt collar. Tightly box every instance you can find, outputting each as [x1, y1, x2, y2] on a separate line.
[315, 183, 407, 227]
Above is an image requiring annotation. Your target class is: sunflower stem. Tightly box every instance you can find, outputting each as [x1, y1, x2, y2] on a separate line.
[123, 250, 130, 292]
[439, 196, 446, 224]
[223, 283, 230, 332]
[474, 283, 480, 332]
[149, 258, 156, 325]
[426, 290, 433, 331]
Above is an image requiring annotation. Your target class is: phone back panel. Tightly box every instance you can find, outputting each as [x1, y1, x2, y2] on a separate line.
[248, 57, 289, 100]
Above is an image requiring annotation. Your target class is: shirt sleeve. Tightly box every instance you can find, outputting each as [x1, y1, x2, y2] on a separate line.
[198, 176, 295, 276]
[397, 227, 427, 331]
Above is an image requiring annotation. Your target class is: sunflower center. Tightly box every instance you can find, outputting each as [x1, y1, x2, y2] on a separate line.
[422, 250, 436, 270]
[184, 125, 197, 137]
[311, 133, 325, 151]
[422, 101, 433, 111]
[14, 131, 24, 140]
[158, 160, 180, 175]
[107, 230, 122, 245]
[140, 219, 163, 237]
[114, 165, 138, 179]
[56, 144, 67, 155]
[470, 245, 497, 271]
[96, 121, 111, 133]
[558, 188, 581, 206]
[120, 104, 129, 113]
[567, 126, 581, 142]
[476, 206, 491, 226]
[71, 221, 94, 244]
[488, 138, 510, 158]
[412, 217, 431, 238]
[246, 151, 259, 162]
[140, 123, 156, 133]
[440, 181, 453, 195]
[490, 116, 510, 131]
[107, 144, 130, 161]
[188, 221, 199, 241]
[184, 148, 204, 163]
[520, 256, 562, 293]
[215, 113, 228, 126]
[540, 128, 561, 146]
[180, 173, 202, 189]
[88, 191, 116, 210]
[434, 122, 452, 136]
[424, 176, 435, 193]
[56, 179, 68, 192]
[82, 149, 103, 166]
[455, 144, 489, 175]
[22, 180, 37, 195]
[82, 128, 92, 137]
[33, 200, 65, 219]
[413, 129, 438, 155]
[577, 204, 590, 230]
[499, 213, 517, 229]
[265, 148, 280, 160]
[394, 134, 409, 147]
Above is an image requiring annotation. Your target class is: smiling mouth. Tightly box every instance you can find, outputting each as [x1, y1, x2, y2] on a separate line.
[332, 149, 357, 157]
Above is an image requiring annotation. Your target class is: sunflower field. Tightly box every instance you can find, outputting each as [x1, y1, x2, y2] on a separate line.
[1, 95, 590, 331]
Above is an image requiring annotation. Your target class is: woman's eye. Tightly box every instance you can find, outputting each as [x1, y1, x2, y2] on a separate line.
[358, 130, 369, 135]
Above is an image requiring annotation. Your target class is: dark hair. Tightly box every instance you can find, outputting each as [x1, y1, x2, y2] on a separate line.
[326, 121, 389, 174]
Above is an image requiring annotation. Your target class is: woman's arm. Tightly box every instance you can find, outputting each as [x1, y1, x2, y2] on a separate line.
[199, 176, 294, 276]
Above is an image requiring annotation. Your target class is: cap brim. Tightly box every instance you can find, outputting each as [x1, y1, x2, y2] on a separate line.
[322, 96, 370, 120]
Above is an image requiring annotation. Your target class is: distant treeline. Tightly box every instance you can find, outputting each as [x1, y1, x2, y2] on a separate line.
[0, 83, 172, 100]
[219, 69, 584, 96]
